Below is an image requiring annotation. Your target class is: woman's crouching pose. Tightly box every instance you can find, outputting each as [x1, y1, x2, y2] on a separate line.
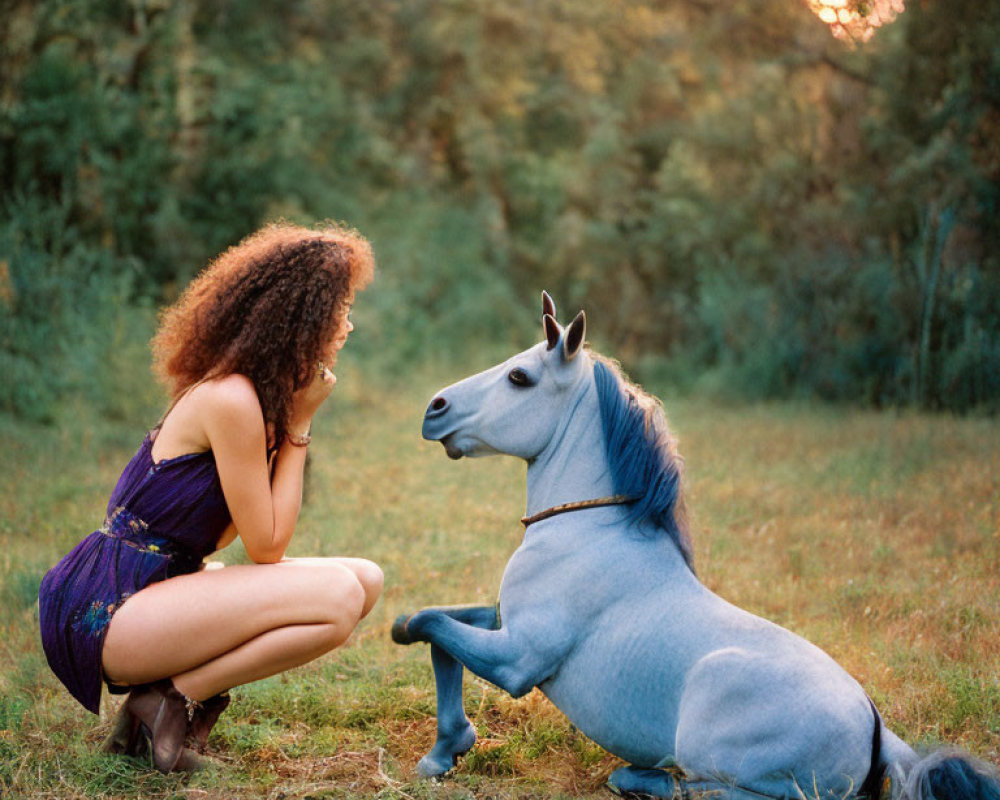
[39, 222, 382, 772]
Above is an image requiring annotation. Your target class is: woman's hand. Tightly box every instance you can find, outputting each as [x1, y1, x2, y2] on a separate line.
[289, 362, 336, 431]
[290, 314, 353, 432]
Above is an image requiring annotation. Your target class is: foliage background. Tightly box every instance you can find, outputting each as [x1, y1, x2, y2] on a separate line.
[2, 0, 999, 424]
[1, 3, 999, 797]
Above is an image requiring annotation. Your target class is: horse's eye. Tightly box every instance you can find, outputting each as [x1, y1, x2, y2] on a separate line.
[508, 368, 533, 387]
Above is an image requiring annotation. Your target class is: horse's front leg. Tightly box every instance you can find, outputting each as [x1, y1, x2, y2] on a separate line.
[393, 605, 499, 776]
[393, 606, 562, 698]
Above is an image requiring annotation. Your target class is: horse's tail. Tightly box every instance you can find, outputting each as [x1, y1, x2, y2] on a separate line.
[878, 722, 1000, 800]
[899, 750, 1000, 800]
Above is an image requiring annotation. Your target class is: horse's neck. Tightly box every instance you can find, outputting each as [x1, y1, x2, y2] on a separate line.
[525, 377, 613, 517]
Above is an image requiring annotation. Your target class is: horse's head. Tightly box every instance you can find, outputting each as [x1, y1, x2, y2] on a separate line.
[424, 291, 693, 566]
[422, 291, 590, 461]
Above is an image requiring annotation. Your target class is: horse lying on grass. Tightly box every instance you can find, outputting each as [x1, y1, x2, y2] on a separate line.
[392, 292, 1000, 800]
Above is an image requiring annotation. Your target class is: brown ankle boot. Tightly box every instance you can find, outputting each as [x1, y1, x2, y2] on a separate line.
[101, 701, 135, 755]
[187, 692, 230, 753]
[122, 679, 191, 773]
[173, 747, 214, 772]
[101, 686, 150, 757]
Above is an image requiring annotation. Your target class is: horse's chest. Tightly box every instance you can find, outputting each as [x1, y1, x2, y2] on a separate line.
[537, 618, 686, 766]
[495, 541, 688, 764]
[497, 539, 618, 611]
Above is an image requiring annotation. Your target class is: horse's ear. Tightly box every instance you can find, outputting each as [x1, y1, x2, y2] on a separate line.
[541, 290, 557, 322]
[543, 313, 561, 351]
[563, 310, 586, 360]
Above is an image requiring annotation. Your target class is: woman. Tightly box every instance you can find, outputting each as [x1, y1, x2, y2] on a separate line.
[39, 221, 383, 773]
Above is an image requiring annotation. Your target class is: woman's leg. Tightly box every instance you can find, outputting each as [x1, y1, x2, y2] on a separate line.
[102, 558, 382, 701]
[297, 557, 384, 618]
[172, 622, 348, 700]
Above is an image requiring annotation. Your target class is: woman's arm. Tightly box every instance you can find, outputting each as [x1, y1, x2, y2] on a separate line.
[214, 522, 239, 552]
[201, 372, 332, 563]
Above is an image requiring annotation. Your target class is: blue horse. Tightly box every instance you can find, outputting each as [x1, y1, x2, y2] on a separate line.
[392, 292, 1000, 800]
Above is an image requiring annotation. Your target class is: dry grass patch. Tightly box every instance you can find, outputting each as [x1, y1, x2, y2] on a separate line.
[2, 369, 997, 798]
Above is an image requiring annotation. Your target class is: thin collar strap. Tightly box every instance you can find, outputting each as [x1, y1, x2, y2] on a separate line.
[521, 495, 636, 528]
[155, 378, 209, 430]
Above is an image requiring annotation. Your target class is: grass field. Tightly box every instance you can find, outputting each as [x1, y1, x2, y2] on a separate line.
[1, 360, 998, 799]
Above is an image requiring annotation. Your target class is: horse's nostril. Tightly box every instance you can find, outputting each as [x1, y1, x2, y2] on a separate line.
[431, 397, 447, 411]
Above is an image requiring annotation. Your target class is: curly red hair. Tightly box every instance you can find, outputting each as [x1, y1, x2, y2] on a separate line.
[152, 221, 375, 445]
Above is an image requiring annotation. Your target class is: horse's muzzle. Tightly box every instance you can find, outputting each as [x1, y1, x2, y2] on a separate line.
[422, 395, 463, 458]
[425, 395, 449, 418]
[439, 434, 464, 460]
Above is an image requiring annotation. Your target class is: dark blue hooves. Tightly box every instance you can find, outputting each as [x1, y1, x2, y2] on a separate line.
[608, 766, 683, 799]
[391, 614, 412, 644]
[416, 721, 477, 777]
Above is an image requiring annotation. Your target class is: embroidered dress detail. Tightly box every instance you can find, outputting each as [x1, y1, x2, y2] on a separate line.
[101, 506, 153, 545]
[98, 505, 196, 564]
[38, 432, 232, 714]
[72, 599, 116, 638]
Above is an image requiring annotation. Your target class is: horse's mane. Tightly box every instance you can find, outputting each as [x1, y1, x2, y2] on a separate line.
[592, 353, 694, 572]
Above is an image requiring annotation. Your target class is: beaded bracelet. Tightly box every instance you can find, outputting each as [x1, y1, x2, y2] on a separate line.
[287, 430, 312, 447]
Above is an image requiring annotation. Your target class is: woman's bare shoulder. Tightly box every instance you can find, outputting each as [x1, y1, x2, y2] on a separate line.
[194, 374, 263, 428]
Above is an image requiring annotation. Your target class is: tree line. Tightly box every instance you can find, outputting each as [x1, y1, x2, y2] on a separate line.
[2, 0, 998, 421]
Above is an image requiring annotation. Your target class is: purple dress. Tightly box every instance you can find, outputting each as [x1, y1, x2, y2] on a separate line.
[39, 429, 232, 713]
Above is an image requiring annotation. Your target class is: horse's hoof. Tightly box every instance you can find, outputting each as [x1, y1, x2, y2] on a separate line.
[451, 723, 477, 761]
[390, 614, 412, 644]
[416, 753, 454, 777]
[607, 766, 680, 799]
[606, 787, 657, 800]
[416, 723, 477, 778]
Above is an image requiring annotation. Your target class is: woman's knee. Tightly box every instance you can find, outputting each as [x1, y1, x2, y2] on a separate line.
[325, 565, 367, 627]
[352, 559, 384, 617]
[277, 558, 380, 621]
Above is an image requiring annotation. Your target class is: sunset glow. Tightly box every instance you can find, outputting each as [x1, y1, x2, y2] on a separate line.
[807, 0, 905, 42]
